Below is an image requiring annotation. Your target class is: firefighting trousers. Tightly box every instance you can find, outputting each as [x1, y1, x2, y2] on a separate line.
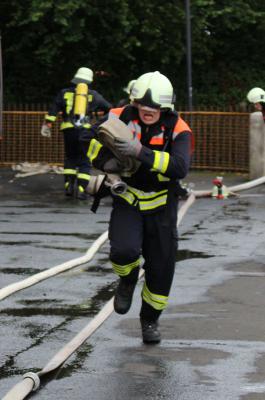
[63, 128, 91, 189]
[109, 192, 178, 322]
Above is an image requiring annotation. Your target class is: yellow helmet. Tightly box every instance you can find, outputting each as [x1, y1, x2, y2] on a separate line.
[72, 67, 94, 84]
[130, 71, 175, 110]
[123, 79, 136, 94]
[247, 87, 265, 103]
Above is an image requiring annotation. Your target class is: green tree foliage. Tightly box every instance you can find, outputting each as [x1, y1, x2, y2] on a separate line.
[1, 0, 265, 108]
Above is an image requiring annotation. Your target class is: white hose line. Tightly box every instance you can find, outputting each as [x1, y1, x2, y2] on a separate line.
[0, 230, 108, 301]
[2, 194, 196, 400]
[1, 174, 263, 302]
[193, 175, 265, 198]
[0, 192, 196, 302]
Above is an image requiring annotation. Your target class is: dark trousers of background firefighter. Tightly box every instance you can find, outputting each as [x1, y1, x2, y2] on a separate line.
[109, 192, 178, 322]
[63, 128, 91, 191]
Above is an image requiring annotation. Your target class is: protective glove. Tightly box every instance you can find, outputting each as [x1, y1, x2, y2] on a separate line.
[103, 158, 123, 173]
[41, 123, 52, 137]
[114, 136, 142, 158]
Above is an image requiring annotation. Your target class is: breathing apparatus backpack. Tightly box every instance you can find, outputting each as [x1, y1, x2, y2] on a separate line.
[71, 83, 89, 128]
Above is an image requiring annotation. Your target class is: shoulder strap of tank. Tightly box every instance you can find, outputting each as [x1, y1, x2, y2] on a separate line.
[119, 105, 137, 123]
[162, 111, 179, 151]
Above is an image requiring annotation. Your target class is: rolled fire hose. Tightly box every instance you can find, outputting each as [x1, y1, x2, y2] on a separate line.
[98, 117, 140, 174]
[0, 231, 108, 301]
[2, 193, 196, 400]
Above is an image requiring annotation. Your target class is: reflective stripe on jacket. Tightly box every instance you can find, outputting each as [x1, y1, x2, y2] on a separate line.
[88, 105, 193, 213]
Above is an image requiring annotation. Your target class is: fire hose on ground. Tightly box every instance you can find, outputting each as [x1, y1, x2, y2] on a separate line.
[2, 174, 265, 399]
[2, 193, 195, 400]
[1, 175, 265, 302]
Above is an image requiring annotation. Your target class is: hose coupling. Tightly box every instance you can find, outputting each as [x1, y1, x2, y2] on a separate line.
[23, 372, 40, 391]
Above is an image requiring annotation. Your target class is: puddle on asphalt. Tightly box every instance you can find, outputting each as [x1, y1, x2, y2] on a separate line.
[86, 264, 113, 274]
[0, 317, 73, 379]
[0, 282, 116, 318]
[0, 231, 106, 240]
[43, 342, 93, 381]
[0, 282, 116, 379]
[0, 241, 87, 252]
[176, 249, 213, 262]
[0, 240, 35, 246]
[0, 267, 39, 275]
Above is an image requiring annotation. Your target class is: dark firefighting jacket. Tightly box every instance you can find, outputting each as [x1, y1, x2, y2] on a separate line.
[45, 86, 112, 130]
[85, 105, 193, 213]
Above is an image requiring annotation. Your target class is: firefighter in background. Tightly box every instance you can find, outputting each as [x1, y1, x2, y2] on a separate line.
[247, 87, 265, 121]
[41, 67, 112, 199]
[82, 71, 193, 343]
[116, 79, 136, 107]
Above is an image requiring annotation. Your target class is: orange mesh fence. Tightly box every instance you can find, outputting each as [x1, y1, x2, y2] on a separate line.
[182, 112, 249, 172]
[0, 111, 64, 165]
[0, 111, 250, 172]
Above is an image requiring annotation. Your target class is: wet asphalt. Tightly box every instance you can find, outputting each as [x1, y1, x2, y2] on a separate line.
[1, 168, 265, 400]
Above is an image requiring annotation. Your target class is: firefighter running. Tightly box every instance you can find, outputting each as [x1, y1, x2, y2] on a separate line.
[41, 67, 112, 199]
[82, 71, 193, 343]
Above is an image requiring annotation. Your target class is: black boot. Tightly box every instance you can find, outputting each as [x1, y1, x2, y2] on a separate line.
[140, 319, 161, 344]
[64, 177, 76, 197]
[76, 185, 87, 200]
[114, 267, 139, 314]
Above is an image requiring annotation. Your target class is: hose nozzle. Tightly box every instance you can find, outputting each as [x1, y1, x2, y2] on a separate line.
[105, 174, 127, 195]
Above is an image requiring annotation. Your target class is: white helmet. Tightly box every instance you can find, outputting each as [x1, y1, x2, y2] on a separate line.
[123, 79, 136, 94]
[247, 87, 265, 103]
[130, 71, 175, 110]
[72, 67, 94, 84]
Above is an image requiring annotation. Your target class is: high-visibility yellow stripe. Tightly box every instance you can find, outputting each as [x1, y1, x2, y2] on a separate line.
[117, 186, 168, 211]
[118, 191, 136, 205]
[45, 115, 56, 122]
[61, 122, 91, 130]
[112, 258, 141, 277]
[139, 194, 167, 211]
[157, 173, 170, 182]
[87, 139, 103, 162]
[128, 187, 167, 200]
[61, 121, 74, 129]
[152, 151, 170, 174]
[77, 173, 90, 181]
[64, 92, 74, 114]
[64, 169, 77, 175]
[142, 282, 168, 310]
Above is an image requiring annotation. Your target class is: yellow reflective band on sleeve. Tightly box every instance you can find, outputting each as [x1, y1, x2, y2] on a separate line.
[77, 173, 91, 181]
[111, 258, 141, 277]
[64, 169, 77, 175]
[87, 139, 103, 162]
[45, 115, 56, 122]
[152, 151, 170, 174]
[61, 121, 74, 130]
[64, 92, 74, 114]
[61, 122, 91, 130]
[157, 174, 170, 182]
[142, 282, 168, 310]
